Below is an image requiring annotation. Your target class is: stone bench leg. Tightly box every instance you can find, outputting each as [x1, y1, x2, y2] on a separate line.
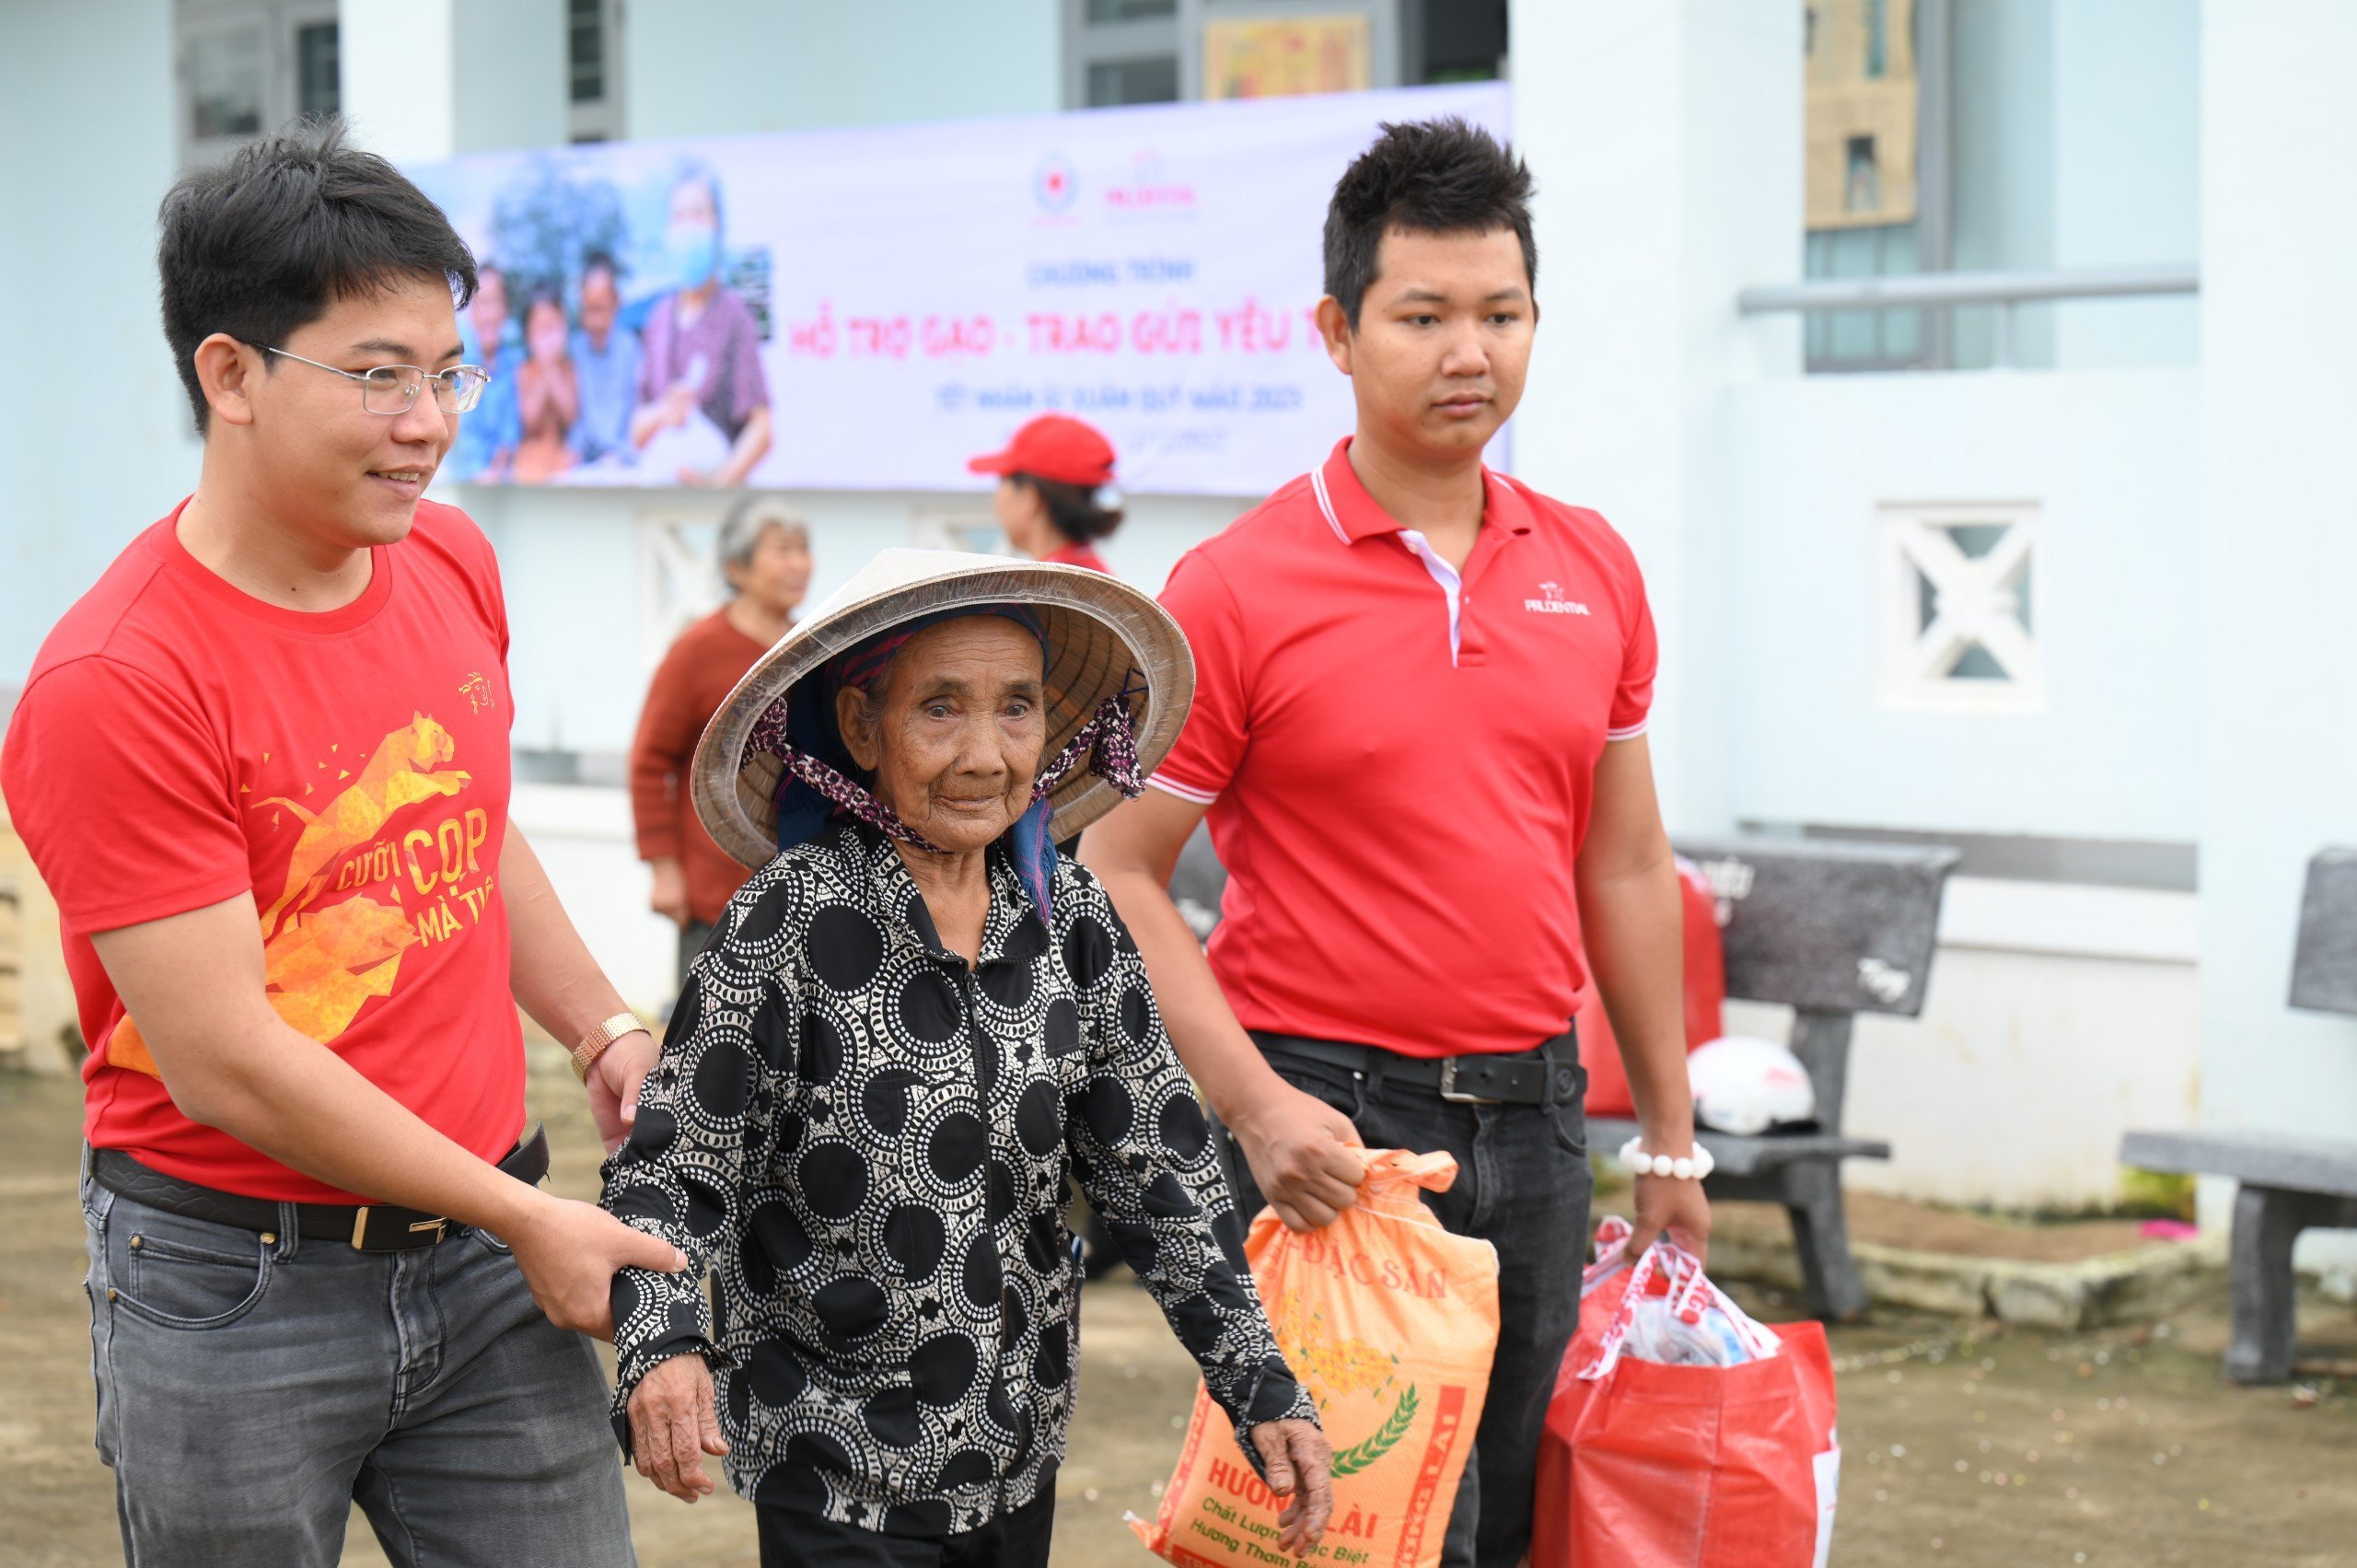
[2225, 1184, 2357, 1385]
[1782, 1161, 1870, 1322]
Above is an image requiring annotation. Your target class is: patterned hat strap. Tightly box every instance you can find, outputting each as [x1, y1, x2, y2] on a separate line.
[1031, 679, 1146, 804]
[743, 693, 947, 854]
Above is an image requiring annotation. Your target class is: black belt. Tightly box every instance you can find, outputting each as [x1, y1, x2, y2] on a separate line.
[1252, 1029, 1581, 1107]
[91, 1125, 550, 1252]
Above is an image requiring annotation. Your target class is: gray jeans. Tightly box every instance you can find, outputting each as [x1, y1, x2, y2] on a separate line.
[80, 1156, 635, 1566]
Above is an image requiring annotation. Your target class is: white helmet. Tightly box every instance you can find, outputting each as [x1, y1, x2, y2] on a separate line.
[1688, 1036, 1817, 1136]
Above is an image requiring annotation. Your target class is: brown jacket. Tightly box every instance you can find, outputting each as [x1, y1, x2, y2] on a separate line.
[630, 609, 771, 925]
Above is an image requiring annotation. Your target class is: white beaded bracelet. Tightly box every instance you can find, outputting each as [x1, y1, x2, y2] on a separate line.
[1620, 1137, 1715, 1181]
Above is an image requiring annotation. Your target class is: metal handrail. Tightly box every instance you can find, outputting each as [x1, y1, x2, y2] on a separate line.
[1738, 264, 2199, 313]
[1737, 264, 2200, 368]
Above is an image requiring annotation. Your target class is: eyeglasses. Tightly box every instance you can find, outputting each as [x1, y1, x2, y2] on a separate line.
[260, 346, 491, 415]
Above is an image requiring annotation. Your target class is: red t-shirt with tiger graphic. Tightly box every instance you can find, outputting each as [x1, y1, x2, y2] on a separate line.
[0, 498, 522, 1202]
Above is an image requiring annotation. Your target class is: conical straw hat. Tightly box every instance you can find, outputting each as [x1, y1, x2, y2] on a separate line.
[692, 549, 1194, 870]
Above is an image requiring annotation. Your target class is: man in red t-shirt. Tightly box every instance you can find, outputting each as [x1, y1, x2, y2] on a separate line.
[1084, 121, 1712, 1567]
[0, 122, 683, 1564]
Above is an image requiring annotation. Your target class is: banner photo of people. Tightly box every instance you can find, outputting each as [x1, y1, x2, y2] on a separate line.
[405, 81, 1510, 495]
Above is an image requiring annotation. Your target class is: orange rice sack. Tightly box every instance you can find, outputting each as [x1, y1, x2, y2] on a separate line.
[1130, 1149, 1501, 1568]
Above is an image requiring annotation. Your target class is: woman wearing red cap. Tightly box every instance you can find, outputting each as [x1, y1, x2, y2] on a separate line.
[970, 415, 1127, 1277]
[969, 413, 1123, 574]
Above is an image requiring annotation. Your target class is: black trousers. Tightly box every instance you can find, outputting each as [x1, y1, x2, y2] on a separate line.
[1212, 1039, 1592, 1568]
[756, 1486, 1055, 1568]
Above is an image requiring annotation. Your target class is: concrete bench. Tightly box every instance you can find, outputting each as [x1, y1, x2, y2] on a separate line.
[1590, 836, 1956, 1319]
[1168, 827, 1959, 1321]
[2119, 847, 2357, 1384]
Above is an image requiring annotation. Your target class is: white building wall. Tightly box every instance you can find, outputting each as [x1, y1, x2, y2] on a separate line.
[2196, 0, 2357, 1274]
[1805, 879, 2200, 1210]
[1503, 0, 2212, 1214]
[623, 0, 1061, 139]
[1709, 359, 2205, 1212]
[339, 0, 460, 163]
[342, 0, 565, 160]
[1717, 368, 2200, 842]
[1949, 0, 2200, 371]
[0, 0, 199, 692]
[2050, 0, 2200, 367]
[1506, 0, 1805, 836]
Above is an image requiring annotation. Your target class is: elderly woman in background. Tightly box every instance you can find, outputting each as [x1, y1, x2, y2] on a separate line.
[631, 496, 813, 987]
[599, 551, 1331, 1568]
[632, 161, 773, 487]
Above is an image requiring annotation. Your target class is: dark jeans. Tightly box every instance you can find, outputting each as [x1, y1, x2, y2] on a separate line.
[1212, 1040, 1591, 1568]
[756, 1485, 1055, 1568]
[79, 1154, 633, 1565]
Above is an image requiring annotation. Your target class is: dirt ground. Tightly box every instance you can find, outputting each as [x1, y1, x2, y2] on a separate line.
[6, 1067, 2356, 1567]
[1737, 1189, 2161, 1264]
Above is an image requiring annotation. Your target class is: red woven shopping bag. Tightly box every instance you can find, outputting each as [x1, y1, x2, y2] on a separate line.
[1531, 1232, 1840, 1568]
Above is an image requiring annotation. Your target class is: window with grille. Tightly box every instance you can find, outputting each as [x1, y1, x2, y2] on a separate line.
[1875, 500, 2043, 713]
[567, 0, 624, 143]
[1064, 0, 1418, 109]
[176, 1, 337, 168]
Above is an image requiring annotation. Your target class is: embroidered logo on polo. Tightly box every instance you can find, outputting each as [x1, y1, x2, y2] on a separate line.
[1525, 580, 1591, 616]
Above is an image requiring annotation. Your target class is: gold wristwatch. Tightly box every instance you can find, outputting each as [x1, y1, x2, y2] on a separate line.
[571, 1011, 645, 1082]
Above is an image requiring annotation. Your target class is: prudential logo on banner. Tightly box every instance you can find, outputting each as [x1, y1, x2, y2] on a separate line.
[1033, 154, 1078, 215]
[406, 82, 1509, 496]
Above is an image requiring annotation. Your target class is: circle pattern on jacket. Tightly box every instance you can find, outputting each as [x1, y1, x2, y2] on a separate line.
[602, 824, 1312, 1536]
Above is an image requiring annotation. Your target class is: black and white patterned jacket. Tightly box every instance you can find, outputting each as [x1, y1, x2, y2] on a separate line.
[602, 822, 1315, 1535]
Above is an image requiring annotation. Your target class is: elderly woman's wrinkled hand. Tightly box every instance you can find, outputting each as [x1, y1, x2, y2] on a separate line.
[628, 1352, 729, 1504]
[1250, 1417, 1335, 1555]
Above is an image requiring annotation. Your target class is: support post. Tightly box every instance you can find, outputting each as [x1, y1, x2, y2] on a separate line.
[2225, 1185, 2357, 1384]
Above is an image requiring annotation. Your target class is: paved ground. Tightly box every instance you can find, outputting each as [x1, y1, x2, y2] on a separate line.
[6, 1066, 2355, 1566]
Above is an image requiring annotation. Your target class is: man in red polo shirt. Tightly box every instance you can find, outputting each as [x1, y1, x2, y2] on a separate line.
[1084, 119, 1710, 1567]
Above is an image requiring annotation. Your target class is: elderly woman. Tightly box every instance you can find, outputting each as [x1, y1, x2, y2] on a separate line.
[630, 496, 814, 989]
[599, 552, 1331, 1568]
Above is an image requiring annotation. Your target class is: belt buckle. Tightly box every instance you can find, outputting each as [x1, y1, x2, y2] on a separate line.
[1437, 1058, 1503, 1105]
[351, 1207, 449, 1249]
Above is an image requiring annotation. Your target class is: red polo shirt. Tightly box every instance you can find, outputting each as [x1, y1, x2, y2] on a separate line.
[1154, 437, 1656, 1061]
[1043, 540, 1113, 575]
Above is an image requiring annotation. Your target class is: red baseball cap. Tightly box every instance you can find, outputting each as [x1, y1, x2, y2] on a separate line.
[967, 414, 1117, 488]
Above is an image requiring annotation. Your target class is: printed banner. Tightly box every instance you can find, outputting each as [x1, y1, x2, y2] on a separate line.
[406, 83, 1510, 496]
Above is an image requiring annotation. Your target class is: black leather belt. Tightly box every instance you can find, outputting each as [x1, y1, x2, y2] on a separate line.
[1252, 1029, 1581, 1107]
[91, 1125, 550, 1252]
